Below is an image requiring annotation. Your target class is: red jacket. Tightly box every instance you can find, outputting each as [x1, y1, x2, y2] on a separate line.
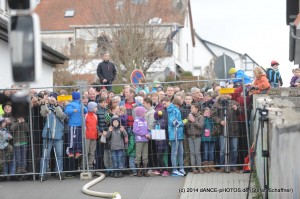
[85, 112, 98, 139]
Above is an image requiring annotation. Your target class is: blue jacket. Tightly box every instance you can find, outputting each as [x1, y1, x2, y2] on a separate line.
[41, 105, 66, 140]
[233, 70, 252, 84]
[64, 100, 88, 126]
[166, 104, 184, 141]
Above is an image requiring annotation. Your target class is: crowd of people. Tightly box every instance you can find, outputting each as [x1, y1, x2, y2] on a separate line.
[0, 61, 299, 181]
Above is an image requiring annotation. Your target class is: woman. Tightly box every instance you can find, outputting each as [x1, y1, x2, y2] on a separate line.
[251, 67, 270, 94]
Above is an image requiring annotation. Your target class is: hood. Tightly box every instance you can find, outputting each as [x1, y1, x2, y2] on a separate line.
[72, 91, 80, 100]
[167, 103, 177, 112]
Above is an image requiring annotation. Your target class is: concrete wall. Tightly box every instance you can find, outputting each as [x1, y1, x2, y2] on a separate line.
[252, 88, 300, 199]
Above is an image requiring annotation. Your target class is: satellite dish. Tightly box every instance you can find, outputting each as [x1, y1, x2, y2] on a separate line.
[214, 54, 235, 79]
[164, 67, 171, 76]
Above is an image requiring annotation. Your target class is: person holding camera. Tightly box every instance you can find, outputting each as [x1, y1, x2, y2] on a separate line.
[250, 66, 270, 95]
[39, 93, 66, 181]
[211, 95, 241, 173]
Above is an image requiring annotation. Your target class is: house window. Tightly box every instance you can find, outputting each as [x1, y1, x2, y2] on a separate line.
[65, 9, 75, 18]
[186, 43, 189, 61]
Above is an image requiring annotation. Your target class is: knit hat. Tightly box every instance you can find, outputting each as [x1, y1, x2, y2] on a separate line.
[3, 101, 12, 108]
[135, 106, 146, 117]
[110, 116, 120, 127]
[72, 91, 80, 100]
[88, 102, 97, 112]
[49, 92, 58, 100]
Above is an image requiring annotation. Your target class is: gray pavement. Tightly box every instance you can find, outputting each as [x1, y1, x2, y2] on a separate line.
[0, 172, 255, 199]
[180, 172, 254, 199]
[0, 174, 185, 199]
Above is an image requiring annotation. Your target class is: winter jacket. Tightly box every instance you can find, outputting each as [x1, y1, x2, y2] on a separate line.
[290, 76, 300, 87]
[153, 103, 164, 112]
[40, 104, 65, 140]
[106, 127, 127, 151]
[96, 106, 107, 132]
[266, 68, 283, 86]
[166, 103, 184, 141]
[233, 70, 252, 84]
[85, 112, 98, 140]
[96, 61, 117, 82]
[253, 74, 270, 94]
[145, 108, 155, 130]
[211, 97, 241, 137]
[0, 128, 12, 149]
[11, 121, 29, 145]
[133, 117, 149, 142]
[231, 86, 251, 121]
[201, 117, 218, 142]
[185, 112, 204, 138]
[64, 100, 88, 126]
[119, 99, 143, 128]
[126, 130, 136, 157]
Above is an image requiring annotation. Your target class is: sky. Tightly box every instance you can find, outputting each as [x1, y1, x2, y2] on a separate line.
[190, 0, 298, 86]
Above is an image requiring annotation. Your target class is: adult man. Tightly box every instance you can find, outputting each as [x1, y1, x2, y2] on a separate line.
[39, 93, 66, 181]
[190, 87, 204, 105]
[166, 86, 175, 100]
[211, 95, 241, 173]
[97, 53, 117, 91]
[266, 60, 283, 88]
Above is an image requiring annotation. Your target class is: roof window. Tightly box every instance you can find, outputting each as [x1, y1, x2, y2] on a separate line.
[65, 9, 75, 18]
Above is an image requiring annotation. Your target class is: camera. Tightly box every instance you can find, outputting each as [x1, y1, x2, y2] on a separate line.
[220, 98, 229, 107]
[250, 86, 259, 91]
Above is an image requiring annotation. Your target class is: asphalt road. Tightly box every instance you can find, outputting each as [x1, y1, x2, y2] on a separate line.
[0, 174, 185, 199]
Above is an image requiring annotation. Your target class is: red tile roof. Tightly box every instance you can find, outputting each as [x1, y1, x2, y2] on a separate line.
[35, 0, 188, 31]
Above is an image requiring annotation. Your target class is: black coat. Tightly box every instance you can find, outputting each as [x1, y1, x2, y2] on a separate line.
[97, 61, 117, 83]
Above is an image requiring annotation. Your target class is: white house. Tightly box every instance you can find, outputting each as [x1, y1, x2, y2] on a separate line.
[0, 4, 69, 89]
[194, 32, 259, 79]
[35, 0, 195, 82]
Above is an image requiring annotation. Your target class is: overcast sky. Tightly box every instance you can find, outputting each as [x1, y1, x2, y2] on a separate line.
[190, 0, 297, 86]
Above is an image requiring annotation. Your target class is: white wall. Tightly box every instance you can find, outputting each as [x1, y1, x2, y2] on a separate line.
[193, 38, 214, 76]
[177, 10, 194, 73]
[0, 39, 54, 89]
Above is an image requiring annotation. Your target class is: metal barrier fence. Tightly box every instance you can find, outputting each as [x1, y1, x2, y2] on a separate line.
[0, 79, 251, 180]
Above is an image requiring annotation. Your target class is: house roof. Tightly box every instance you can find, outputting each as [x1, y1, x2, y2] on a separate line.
[194, 30, 259, 66]
[0, 17, 69, 66]
[35, 0, 189, 31]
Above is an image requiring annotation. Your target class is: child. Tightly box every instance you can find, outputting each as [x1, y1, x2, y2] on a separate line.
[105, 116, 128, 178]
[180, 94, 193, 171]
[201, 107, 218, 173]
[85, 102, 98, 170]
[185, 103, 204, 174]
[133, 106, 150, 177]
[161, 97, 187, 177]
[11, 117, 29, 174]
[64, 92, 88, 159]
[290, 68, 300, 87]
[153, 111, 169, 176]
[0, 118, 13, 176]
[96, 97, 111, 173]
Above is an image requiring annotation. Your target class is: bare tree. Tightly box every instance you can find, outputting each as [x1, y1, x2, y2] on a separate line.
[203, 58, 217, 79]
[78, 0, 184, 83]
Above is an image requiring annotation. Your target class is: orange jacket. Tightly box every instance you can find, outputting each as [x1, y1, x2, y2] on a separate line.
[85, 112, 98, 139]
[253, 74, 270, 94]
